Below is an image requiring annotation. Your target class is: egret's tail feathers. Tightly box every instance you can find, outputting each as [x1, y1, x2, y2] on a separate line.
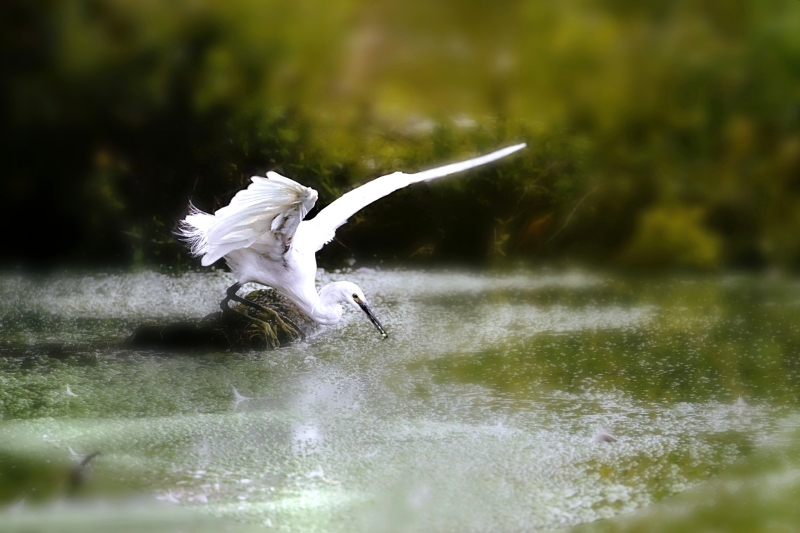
[177, 202, 214, 258]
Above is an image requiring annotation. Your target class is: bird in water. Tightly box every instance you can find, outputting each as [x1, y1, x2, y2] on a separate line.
[179, 143, 526, 338]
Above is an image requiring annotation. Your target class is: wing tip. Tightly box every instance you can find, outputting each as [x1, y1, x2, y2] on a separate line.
[503, 142, 527, 154]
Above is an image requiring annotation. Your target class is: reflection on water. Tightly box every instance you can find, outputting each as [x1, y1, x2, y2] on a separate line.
[1, 269, 799, 532]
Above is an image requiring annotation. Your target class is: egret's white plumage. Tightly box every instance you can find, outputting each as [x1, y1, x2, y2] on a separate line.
[182, 172, 317, 265]
[179, 143, 526, 335]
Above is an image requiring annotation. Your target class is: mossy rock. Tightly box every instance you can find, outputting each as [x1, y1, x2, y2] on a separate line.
[128, 290, 316, 351]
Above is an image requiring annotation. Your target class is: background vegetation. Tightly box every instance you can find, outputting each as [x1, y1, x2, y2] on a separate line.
[2, 0, 799, 270]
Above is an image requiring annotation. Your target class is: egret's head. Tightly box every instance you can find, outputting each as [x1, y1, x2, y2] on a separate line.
[333, 281, 388, 339]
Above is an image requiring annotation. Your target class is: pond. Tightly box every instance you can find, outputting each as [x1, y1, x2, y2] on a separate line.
[1, 269, 799, 532]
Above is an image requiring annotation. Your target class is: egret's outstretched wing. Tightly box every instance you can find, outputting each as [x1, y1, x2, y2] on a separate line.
[180, 172, 318, 266]
[294, 143, 526, 253]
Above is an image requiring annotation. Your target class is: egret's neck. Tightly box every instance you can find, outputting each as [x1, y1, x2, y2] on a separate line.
[304, 283, 345, 325]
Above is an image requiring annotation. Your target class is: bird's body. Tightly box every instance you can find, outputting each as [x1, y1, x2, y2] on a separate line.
[180, 143, 526, 336]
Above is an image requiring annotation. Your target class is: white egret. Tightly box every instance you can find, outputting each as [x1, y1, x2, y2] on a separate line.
[179, 143, 526, 338]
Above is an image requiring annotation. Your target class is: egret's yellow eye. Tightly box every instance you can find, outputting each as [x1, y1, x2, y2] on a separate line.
[352, 293, 360, 301]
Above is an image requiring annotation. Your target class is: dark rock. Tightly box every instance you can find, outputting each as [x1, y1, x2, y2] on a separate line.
[128, 290, 316, 351]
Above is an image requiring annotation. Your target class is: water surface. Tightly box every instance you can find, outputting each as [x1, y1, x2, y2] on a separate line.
[1, 269, 799, 532]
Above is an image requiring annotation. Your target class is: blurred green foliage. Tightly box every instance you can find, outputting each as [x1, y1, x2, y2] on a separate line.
[621, 206, 722, 269]
[2, 0, 799, 269]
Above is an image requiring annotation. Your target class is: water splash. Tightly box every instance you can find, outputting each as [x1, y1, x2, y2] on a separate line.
[0, 269, 796, 532]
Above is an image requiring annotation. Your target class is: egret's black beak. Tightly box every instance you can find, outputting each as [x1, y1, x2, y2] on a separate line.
[355, 298, 388, 338]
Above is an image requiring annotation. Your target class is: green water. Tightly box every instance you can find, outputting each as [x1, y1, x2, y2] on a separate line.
[1, 269, 799, 532]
